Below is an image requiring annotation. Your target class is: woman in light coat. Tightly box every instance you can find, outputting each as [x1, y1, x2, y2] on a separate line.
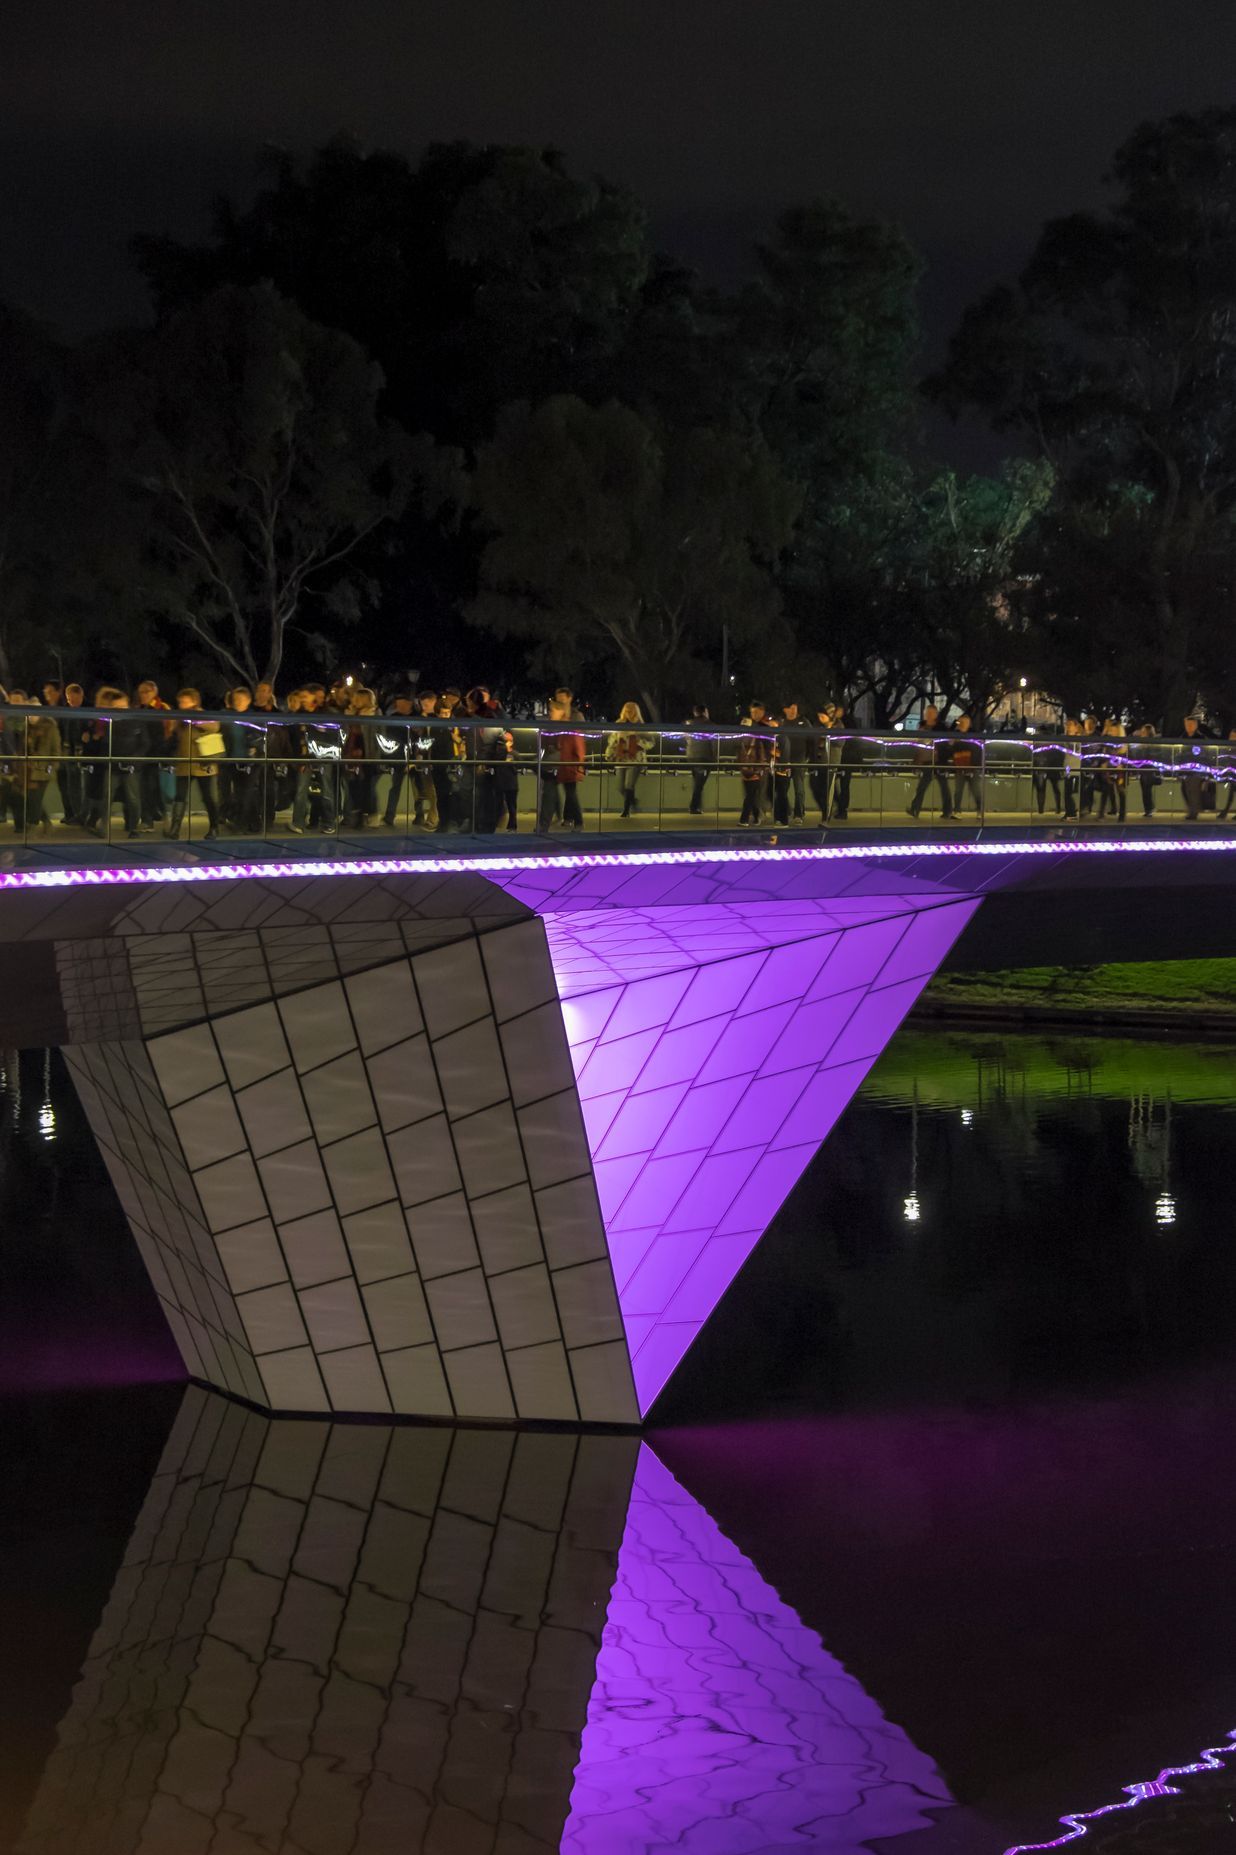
[605, 702, 650, 818]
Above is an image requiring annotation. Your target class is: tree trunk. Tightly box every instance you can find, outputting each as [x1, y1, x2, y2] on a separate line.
[1154, 589, 1192, 725]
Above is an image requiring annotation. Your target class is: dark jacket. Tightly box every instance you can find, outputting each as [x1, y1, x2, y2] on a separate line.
[738, 719, 776, 778]
[224, 717, 264, 764]
[778, 716, 813, 764]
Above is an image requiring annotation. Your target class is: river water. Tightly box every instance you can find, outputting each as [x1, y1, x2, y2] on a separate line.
[3, 1028, 1236, 1853]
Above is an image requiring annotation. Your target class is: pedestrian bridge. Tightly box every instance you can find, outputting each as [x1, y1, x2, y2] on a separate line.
[3, 825, 1234, 1426]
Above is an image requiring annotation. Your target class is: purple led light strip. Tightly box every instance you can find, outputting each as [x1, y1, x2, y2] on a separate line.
[1, 836, 1236, 892]
[1003, 1730, 1236, 1852]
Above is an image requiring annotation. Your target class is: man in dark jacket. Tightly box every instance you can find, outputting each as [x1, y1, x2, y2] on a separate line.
[1179, 714, 1213, 821]
[379, 688, 416, 829]
[684, 704, 714, 816]
[58, 682, 89, 826]
[774, 701, 812, 824]
[291, 688, 343, 834]
[223, 686, 265, 834]
[950, 714, 983, 816]
[830, 703, 861, 821]
[907, 705, 953, 821]
[134, 679, 171, 828]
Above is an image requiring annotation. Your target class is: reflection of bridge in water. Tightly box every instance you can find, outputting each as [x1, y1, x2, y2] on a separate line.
[17, 1385, 952, 1854]
[2, 835, 1235, 1423]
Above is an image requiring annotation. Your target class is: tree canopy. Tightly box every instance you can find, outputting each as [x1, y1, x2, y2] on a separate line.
[468, 395, 800, 716]
[26, 112, 1236, 720]
[931, 106, 1236, 720]
[88, 283, 432, 686]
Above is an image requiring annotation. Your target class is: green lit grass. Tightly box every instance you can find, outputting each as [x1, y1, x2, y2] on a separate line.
[926, 958, 1236, 1014]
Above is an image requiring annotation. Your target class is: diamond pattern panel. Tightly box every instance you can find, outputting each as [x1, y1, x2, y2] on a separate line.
[64, 916, 639, 1424]
[62, 1043, 264, 1408]
[546, 893, 979, 1414]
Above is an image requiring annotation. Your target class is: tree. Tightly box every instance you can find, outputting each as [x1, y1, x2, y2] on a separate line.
[740, 200, 922, 471]
[134, 138, 652, 444]
[0, 307, 76, 687]
[930, 107, 1236, 721]
[916, 461, 1054, 718]
[727, 201, 934, 715]
[468, 395, 800, 716]
[132, 138, 659, 687]
[781, 460, 930, 724]
[93, 284, 432, 687]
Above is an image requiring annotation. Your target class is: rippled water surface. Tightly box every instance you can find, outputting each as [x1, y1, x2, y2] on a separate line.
[4, 1030, 1236, 1853]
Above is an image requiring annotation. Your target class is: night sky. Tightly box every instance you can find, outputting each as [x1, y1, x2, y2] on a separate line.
[4, 0, 1236, 366]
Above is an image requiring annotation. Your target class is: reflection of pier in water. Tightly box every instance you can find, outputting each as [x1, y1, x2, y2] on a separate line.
[20, 1388, 950, 1853]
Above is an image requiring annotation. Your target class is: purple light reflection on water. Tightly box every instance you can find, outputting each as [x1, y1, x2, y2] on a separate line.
[0, 1322, 183, 1394]
[563, 1443, 952, 1852]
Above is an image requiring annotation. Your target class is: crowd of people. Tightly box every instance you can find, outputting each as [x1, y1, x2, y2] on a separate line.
[0, 674, 667, 838]
[0, 675, 1233, 837]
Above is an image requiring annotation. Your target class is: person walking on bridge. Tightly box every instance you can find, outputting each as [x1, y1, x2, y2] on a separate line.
[738, 701, 776, 826]
[907, 705, 953, 821]
[538, 699, 585, 831]
[606, 703, 650, 818]
[808, 706, 835, 823]
[684, 705, 713, 816]
[1179, 714, 1212, 821]
[1094, 719, 1129, 823]
[774, 701, 811, 824]
[950, 715, 983, 817]
[1134, 722, 1161, 820]
[135, 680, 170, 829]
[21, 700, 61, 836]
[166, 688, 222, 841]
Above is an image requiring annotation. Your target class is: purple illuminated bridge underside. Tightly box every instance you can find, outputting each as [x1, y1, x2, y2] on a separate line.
[24, 838, 1207, 1420]
[475, 855, 981, 1413]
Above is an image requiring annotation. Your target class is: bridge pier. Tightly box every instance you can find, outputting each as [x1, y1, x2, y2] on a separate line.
[0, 859, 978, 1419]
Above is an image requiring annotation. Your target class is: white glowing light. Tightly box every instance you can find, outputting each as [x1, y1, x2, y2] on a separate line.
[1, 834, 1236, 898]
[903, 1193, 921, 1222]
[1155, 1192, 1176, 1225]
[38, 1102, 56, 1140]
[961, 1108, 973, 1127]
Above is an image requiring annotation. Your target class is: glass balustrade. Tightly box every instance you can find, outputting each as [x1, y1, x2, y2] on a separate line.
[0, 707, 1229, 846]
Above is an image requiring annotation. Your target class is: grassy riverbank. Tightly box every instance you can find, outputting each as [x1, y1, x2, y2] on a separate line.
[919, 958, 1236, 1029]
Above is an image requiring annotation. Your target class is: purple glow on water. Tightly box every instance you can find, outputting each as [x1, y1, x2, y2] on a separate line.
[563, 1443, 951, 1851]
[1003, 1731, 1236, 1852]
[0, 1326, 182, 1393]
[545, 895, 979, 1413]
